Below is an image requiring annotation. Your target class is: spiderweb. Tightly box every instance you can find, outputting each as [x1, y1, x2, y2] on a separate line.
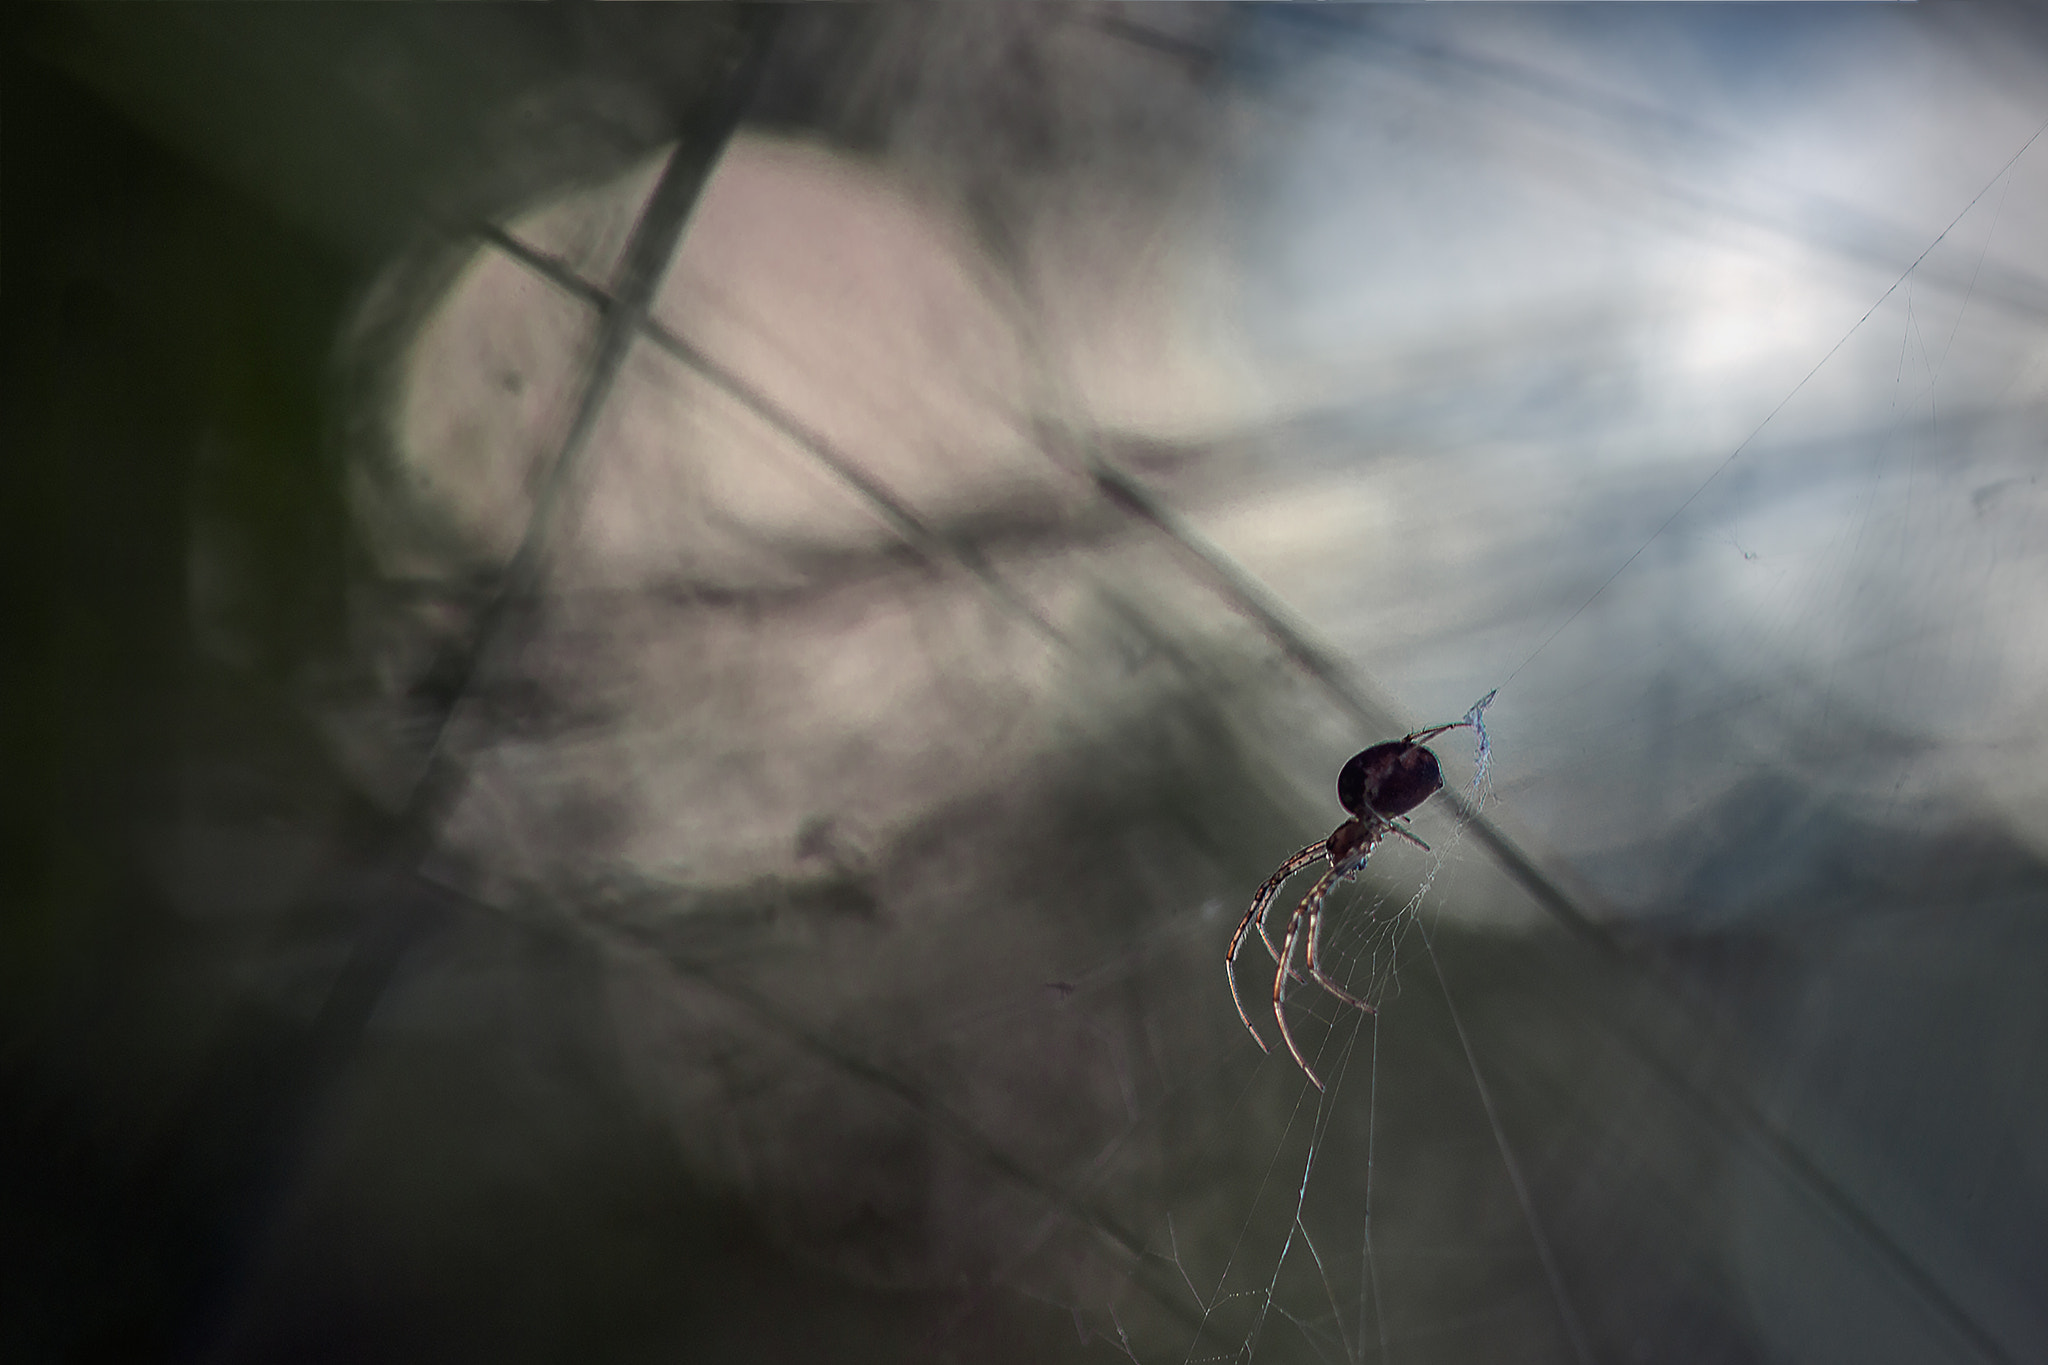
[275, 7, 2048, 1364]
[24, 6, 2048, 1362]
[1018, 14, 2048, 1365]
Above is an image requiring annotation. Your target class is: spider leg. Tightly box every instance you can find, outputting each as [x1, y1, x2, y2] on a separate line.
[1227, 840, 1325, 1052]
[1274, 865, 1341, 1091]
[1256, 848, 1323, 981]
[1358, 799, 1430, 852]
[1308, 858, 1378, 1013]
[1402, 719, 1468, 747]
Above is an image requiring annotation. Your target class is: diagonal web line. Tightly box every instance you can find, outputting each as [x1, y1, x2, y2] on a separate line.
[1502, 110, 2048, 688]
[1359, 1013, 1389, 1364]
[1416, 914, 1595, 1365]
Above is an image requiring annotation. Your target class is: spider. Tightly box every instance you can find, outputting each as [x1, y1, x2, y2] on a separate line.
[1228, 697, 1492, 1090]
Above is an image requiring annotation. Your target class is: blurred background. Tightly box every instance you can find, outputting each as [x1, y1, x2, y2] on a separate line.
[7, 5, 2046, 1363]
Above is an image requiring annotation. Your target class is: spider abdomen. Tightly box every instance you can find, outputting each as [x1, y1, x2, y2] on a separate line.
[1234, 701, 1489, 1090]
[1336, 740, 1444, 822]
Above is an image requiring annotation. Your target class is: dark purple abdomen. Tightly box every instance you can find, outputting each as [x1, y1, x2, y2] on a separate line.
[1337, 741, 1444, 821]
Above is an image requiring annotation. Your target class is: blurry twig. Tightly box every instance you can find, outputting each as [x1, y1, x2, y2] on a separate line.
[475, 223, 1072, 652]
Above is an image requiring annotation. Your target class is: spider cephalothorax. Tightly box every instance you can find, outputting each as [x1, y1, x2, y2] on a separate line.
[1227, 698, 1491, 1090]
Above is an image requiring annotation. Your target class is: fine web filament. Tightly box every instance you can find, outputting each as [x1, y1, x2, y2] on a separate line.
[1498, 111, 2048, 693]
[1417, 907, 1595, 1365]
